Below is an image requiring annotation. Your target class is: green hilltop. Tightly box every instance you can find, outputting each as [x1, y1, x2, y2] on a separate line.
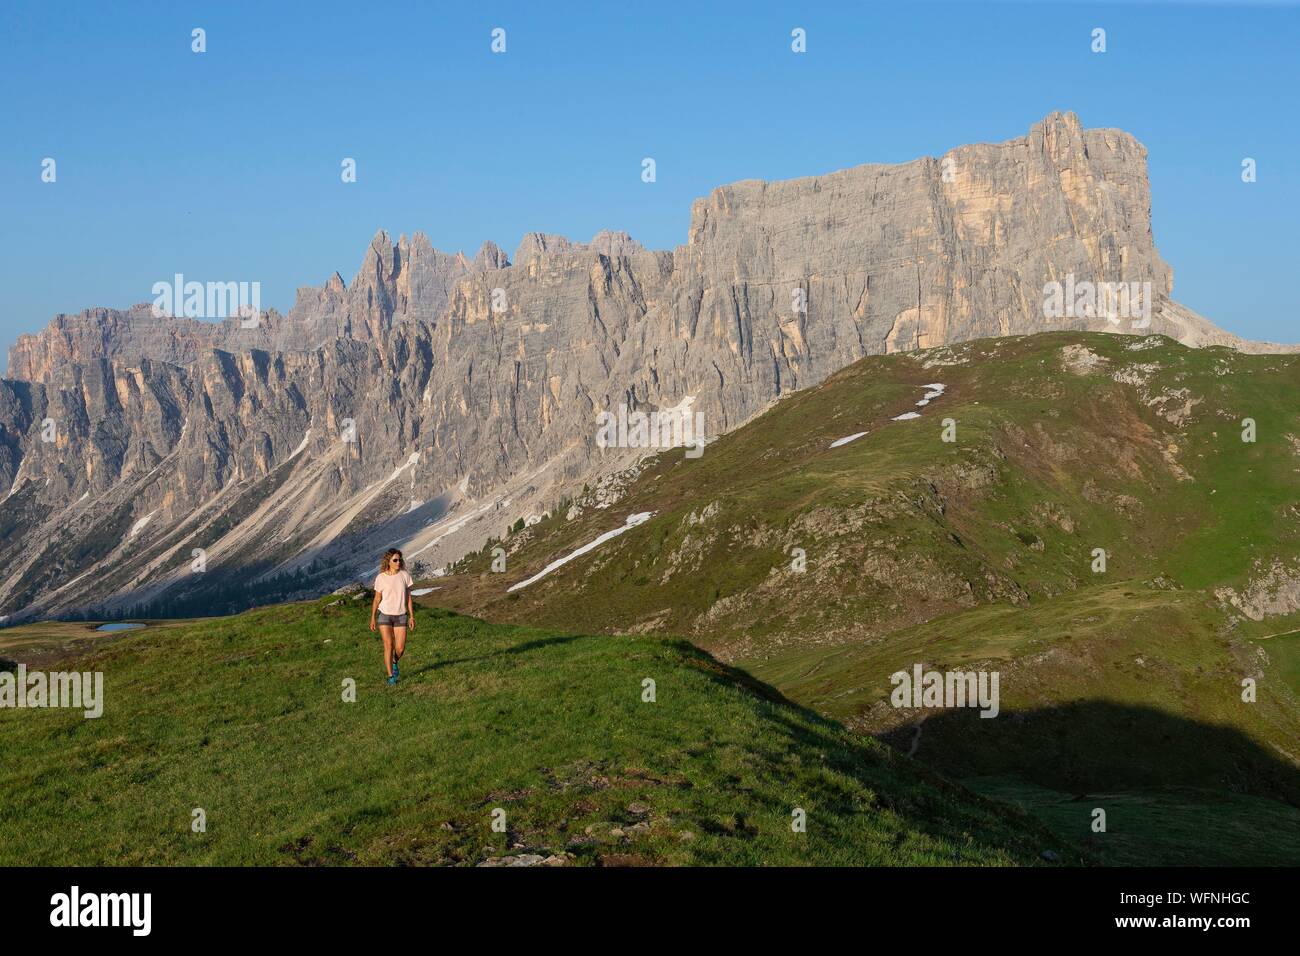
[0, 600, 1072, 866]
[6, 330, 1297, 866]
[433, 331, 1300, 865]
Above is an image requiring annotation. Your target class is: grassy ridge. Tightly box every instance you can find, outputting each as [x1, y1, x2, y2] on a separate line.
[0, 599, 1074, 866]
[435, 332, 1300, 647]
[421, 331, 1300, 864]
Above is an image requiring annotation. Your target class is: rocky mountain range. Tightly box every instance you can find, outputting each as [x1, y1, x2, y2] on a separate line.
[1, 111, 1292, 621]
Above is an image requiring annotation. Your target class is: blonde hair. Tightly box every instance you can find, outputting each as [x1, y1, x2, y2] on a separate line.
[380, 548, 404, 575]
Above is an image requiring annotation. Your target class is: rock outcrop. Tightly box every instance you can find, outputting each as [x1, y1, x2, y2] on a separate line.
[1, 112, 1291, 620]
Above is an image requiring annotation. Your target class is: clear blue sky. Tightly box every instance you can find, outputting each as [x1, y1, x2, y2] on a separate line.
[1, 0, 1297, 362]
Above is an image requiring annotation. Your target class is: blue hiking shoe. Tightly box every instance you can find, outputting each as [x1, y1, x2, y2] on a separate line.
[392, 660, 399, 679]
[387, 674, 398, 686]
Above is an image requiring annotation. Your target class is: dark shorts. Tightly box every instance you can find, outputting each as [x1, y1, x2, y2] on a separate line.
[376, 613, 408, 627]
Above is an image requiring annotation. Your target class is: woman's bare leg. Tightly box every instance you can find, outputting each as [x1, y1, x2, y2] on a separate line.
[379, 624, 395, 678]
[392, 625, 408, 665]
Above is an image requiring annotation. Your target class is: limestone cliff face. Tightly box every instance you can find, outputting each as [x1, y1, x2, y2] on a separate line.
[0, 112, 1288, 619]
[5, 305, 276, 384]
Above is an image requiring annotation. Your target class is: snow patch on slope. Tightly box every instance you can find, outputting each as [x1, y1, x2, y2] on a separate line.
[507, 512, 655, 593]
[829, 431, 869, 448]
[915, 383, 946, 406]
[893, 382, 945, 419]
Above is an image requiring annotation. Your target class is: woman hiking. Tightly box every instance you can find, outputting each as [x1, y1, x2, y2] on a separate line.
[370, 548, 415, 685]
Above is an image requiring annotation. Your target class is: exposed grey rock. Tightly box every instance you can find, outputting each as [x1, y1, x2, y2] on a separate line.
[1215, 561, 1300, 621]
[590, 230, 643, 258]
[5, 303, 278, 383]
[472, 241, 510, 271]
[477, 852, 570, 867]
[512, 231, 579, 263]
[1, 112, 1293, 619]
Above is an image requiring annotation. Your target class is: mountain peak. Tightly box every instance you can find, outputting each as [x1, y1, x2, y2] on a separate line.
[513, 232, 577, 263]
[474, 240, 510, 270]
[4, 113, 1296, 624]
[590, 230, 643, 258]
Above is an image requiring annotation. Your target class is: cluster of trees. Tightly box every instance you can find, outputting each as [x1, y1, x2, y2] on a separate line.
[72, 556, 347, 621]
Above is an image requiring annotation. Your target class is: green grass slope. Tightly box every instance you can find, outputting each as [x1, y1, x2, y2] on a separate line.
[965, 776, 1300, 867]
[425, 331, 1300, 864]
[436, 332, 1300, 649]
[0, 599, 1075, 866]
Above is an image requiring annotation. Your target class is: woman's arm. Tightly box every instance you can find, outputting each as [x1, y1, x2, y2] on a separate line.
[370, 588, 380, 631]
[407, 581, 415, 630]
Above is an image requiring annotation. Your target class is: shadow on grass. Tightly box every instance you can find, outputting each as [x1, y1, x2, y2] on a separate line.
[879, 699, 1300, 810]
[658, 638, 1089, 863]
[405, 633, 587, 676]
[677, 641, 1300, 864]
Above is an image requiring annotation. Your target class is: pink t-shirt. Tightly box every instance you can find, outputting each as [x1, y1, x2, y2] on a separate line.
[374, 570, 413, 615]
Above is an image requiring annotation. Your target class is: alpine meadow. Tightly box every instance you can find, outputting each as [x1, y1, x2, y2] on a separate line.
[2, 2, 1297, 939]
